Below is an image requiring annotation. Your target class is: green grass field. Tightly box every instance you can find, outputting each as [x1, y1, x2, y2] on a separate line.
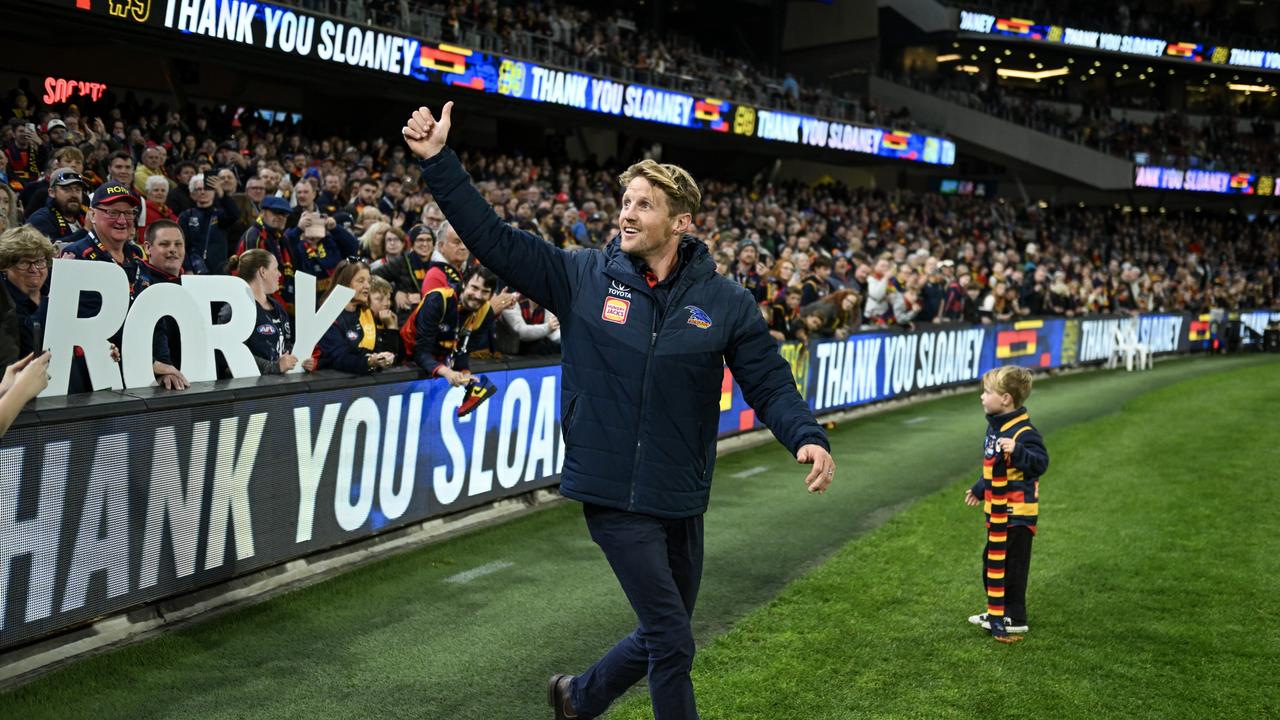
[2, 355, 1276, 720]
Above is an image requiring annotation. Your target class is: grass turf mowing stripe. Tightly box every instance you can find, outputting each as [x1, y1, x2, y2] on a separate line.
[0, 356, 1273, 719]
[607, 360, 1280, 720]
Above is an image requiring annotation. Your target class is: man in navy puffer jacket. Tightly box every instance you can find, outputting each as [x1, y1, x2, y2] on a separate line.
[404, 103, 836, 720]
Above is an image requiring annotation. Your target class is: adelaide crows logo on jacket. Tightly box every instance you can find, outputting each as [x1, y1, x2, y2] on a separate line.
[685, 305, 712, 329]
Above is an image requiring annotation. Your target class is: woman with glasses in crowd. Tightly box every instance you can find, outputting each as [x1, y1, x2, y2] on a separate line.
[375, 223, 433, 322]
[313, 258, 397, 374]
[0, 226, 52, 363]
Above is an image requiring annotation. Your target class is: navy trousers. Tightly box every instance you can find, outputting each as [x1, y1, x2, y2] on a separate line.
[571, 503, 704, 720]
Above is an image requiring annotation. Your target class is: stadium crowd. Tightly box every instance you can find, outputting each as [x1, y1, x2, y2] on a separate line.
[2, 83, 1277, 393]
[283, 0, 890, 126]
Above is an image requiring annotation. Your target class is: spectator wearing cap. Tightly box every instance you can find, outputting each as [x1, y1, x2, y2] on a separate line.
[584, 211, 607, 248]
[136, 174, 178, 244]
[133, 145, 167, 195]
[26, 168, 87, 244]
[178, 171, 240, 274]
[21, 146, 85, 216]
[45, 119, 73, 154]
[235, 195, 296, 308]
[59, 180, 145, 269]
[52, 181, 145, 392]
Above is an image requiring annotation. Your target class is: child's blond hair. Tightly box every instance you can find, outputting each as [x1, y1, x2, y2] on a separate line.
[369, 275, 392, 299]
[983, 366, 1033, 407]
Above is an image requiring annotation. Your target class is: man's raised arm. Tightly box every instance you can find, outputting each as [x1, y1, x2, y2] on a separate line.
[403, 103, 573, 315]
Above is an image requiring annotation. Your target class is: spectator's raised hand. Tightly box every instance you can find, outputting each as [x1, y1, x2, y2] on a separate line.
[402, 102, 454, 160]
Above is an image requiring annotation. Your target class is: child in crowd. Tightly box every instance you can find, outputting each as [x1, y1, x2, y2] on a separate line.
[368, 275, 403, 362]
[964, 366, 1049, 642]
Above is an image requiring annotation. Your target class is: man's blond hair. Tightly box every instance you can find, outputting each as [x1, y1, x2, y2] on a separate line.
[983, 366, 1033, 407]
[618, 159, 701, 219]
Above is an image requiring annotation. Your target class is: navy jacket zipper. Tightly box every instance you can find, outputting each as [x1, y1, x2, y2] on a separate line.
[625, 271, 696, 511]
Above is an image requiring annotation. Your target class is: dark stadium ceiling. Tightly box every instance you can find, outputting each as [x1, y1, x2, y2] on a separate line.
[896, 38, 1280, 109]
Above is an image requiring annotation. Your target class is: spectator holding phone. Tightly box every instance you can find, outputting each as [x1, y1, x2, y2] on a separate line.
[178, 171, 240, 274]
[285, 210, 360, 296]
[4, 122, 42, 188]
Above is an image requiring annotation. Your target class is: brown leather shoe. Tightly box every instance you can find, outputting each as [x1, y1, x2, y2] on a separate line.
[547, 674, 576, 719]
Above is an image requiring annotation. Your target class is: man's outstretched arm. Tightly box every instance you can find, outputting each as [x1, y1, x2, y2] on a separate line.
[403, 103, 574, 316]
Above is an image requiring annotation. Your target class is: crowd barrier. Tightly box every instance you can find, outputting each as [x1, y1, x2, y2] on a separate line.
[2, 309, 1276, 652]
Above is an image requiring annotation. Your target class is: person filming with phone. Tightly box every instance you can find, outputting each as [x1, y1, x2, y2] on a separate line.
[284, 209, 360, 297]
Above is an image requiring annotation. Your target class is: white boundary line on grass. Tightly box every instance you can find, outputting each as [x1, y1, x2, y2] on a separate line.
[445, 561, 515, 584]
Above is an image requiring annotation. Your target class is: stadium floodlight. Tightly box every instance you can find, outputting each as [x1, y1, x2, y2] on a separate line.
[997, 67, 1070, 80]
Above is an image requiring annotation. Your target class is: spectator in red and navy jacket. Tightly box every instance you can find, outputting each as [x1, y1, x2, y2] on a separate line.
[313, 259, 396, 374]
[419, 220, 467, 295]
[403, 265, 495, 385]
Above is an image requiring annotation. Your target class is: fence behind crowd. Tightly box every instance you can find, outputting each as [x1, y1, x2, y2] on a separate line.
[1, 309, 1276, 653]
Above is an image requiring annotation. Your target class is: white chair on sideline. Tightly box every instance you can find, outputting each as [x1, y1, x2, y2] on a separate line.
[1108, 319, 1152, 371]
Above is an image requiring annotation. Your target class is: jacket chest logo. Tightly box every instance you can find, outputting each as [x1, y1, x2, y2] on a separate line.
[602, 297, 630, 324]
[685, 305, 712, 329]
[608, 280, 632, 299]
